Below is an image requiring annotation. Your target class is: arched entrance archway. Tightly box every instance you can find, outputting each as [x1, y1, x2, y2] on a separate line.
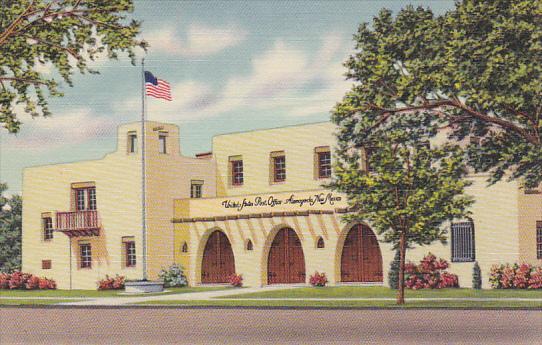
[267, 228, 306, 284]
[340, 224, 383, 282]
[201, 230, 235, 283]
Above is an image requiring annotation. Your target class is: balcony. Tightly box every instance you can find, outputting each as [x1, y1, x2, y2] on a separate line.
[56, 210, 100, 237]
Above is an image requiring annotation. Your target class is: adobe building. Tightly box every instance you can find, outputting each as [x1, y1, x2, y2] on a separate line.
[22, 121, 541, 289]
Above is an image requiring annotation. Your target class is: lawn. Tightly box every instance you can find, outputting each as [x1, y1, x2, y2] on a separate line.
[222, 286, 542, 299]
[136, 299, 542, 309]
[0, 299, 77, 306]
[0, 286, 230, 298]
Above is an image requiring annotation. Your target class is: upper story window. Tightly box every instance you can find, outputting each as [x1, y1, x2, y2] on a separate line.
[271, 152, 286, 183]
[364, 146, 376, 173]
[79, 242, 92, 268]
[537, 221, 542, 260]
[230, 157, 244, 186]
[159, 133, 167, 154]
[315, 147, 331, 179]
[190, 180, 204, 198]
[43, 217, 53, 240]
[74, 187, 96, 211]
[128, 132, 137, 153]
[451, 221, 475, 262]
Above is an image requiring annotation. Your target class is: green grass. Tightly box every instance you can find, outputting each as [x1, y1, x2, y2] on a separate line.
[0, 299, 76, 306]
[136, 299, 542, 309]
[223, 286, 542, 299]
[0, 286, 230, 298]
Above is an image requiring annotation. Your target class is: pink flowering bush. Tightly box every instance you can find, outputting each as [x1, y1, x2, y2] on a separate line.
[404, 253, 459, 289]
[0, 271, 56, 290]
[228, 274, 243, 287]
[309, 272, 328, 287]
[489, 263, 542, 289]
[97, 275, 125, 290]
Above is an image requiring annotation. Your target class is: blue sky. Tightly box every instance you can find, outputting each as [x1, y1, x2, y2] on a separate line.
[0, 0, 455, 195]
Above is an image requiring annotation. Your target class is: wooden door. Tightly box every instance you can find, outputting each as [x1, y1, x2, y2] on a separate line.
[340, 224, 383, 282]
[267, 228, 306, 284]
[201, 230, 235, 283]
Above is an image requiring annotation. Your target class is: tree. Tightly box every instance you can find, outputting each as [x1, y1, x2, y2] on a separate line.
[330, 109, 473, 304]
[388, 249, 400, 290]
[0, 183, 22, 272]
[339, 0, 541, 189]
[0, 0, 147, 133]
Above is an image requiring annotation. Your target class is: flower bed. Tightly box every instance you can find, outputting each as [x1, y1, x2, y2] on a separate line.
[229, 274, 243, 287]
[489, 263, 542, 289]
[405, 253, 459, 289]
[97, 274, 125, 290]
[0, 271, 56, 290]
[309, 272, 328, 287]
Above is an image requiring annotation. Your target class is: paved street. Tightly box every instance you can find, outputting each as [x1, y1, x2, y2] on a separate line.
[1, 307, 540, 344]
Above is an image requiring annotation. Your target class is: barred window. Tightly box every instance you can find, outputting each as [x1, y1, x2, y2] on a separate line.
[125, 241, 136, 267]
[451, 222, 475, 262]
[537, 221, 542, 260]
[43, 217, 53, 240]
[80, 243, 92, 268]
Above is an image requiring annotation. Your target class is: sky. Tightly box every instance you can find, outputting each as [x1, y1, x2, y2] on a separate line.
[0, 0, 455, 195]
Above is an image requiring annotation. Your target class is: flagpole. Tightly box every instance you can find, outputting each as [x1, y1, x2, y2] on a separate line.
[141, 58, 148, 281]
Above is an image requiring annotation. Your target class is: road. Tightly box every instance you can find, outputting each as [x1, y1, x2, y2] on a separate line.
[1, 307, 540, 344]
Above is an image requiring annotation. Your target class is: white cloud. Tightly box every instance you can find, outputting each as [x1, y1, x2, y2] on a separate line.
[2, 108, 116, 151]
[145, 23, 247, 57]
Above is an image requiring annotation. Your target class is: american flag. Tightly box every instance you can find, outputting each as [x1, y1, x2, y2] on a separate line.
[144, 71, 172, 101]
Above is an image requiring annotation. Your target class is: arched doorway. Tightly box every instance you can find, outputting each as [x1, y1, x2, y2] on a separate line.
[340, 224, 383, 282]
[267, 228, 306, 284]
[201, 230, 235, 283]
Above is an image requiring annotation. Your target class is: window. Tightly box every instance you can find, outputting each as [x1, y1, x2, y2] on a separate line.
[42, 260, 52, 269]
[246, 239, 253, 251]
[190, 180, 204, 198]
[316, 237, 325, 249]
[128, 132, 137, 153]
[317, 151, 332, 179]
[79, 243, 92, 268]
[125, 241, 136, 267]
[74, 187, 96, 211]
[181, 242, 188, 253]
[231, 159, 244, 186]
[537, 221, 542, 260]
[272, 155, 286, 182]
[451, 222, 475, 262]
[159, 134, 167, 154]
[43, 217, 53, 240]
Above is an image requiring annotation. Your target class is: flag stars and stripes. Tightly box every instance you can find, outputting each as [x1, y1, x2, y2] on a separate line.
[144, 71, 172, 101]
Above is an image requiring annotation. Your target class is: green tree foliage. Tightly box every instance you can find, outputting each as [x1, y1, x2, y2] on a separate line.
[338, 0, 541, 189]
[0, 183, 22, 272]
[388, 249, 400, 290]
[472, 261, 482, 289]
[0, 0, 147, 133]
[331, 108, 473, 303]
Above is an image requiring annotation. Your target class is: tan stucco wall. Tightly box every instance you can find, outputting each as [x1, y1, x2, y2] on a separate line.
[22, 121, 215, 289]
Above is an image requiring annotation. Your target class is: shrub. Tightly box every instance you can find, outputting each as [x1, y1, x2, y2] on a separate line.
[309, 271, 328, 287]
[0, 271, 56, 290]
[404, 253, 459, 289]
[489, 263, 542, 289]
[228, 274, 243, 287]
[97, 274, 125, 290]
[158, 264, 188, 288]
[472, 261, 482, 289]
[388, 250, 400, 290]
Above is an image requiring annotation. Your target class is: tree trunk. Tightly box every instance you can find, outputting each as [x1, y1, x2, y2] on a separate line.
[397, 231, 407, 305]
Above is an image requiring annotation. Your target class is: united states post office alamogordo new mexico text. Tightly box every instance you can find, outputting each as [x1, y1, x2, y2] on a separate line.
[22, 121, 542, 289]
